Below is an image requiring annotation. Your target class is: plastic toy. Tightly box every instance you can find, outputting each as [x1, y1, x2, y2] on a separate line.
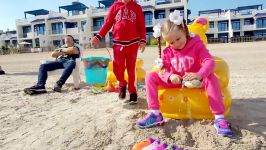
[188, 17, 209, 46]
[132, 137, 183, 150]
[82, 56, 110, 84]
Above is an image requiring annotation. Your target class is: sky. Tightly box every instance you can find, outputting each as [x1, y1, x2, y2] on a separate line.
[0, 0, 266, 31]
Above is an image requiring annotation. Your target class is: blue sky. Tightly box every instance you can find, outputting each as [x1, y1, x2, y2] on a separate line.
[0, 0, 265, 31]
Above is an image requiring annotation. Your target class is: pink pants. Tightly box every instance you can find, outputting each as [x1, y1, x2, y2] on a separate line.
[113, 43, 139, 94]
[145, 71, 225, 115]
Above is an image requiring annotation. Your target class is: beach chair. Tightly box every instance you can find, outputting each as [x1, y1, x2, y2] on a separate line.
[40, 44, 82, 89]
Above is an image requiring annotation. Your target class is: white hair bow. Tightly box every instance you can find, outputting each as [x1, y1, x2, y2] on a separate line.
[169, 10, 183, 25]
[153, 23, 162, 38]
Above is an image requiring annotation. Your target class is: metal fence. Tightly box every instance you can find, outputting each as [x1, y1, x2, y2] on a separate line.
[208, 36, 266, 44]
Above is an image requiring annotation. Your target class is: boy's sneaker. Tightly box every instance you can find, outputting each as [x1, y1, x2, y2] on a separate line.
[124, 93, 138, 104]
[136, 112, 164, 128]
[214, 118, 233, 137]
[53, 83, 62, 92]
[24, 85, 47, 95]
[118, 86, 126, 99]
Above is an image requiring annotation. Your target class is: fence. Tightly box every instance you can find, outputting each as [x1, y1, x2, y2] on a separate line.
[208, 36, 266, 44]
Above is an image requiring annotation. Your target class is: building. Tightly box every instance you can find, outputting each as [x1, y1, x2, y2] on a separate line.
[16, 0, 188, 50]
[198, 4, 266, 42]
[0, 30, 17, 47]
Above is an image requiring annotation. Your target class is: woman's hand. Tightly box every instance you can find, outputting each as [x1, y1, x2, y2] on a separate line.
[183, 72, 202, 81]
[169, 74, 182, 84]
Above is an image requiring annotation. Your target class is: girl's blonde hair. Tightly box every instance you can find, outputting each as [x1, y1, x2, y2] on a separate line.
[161, 19, 190, 40]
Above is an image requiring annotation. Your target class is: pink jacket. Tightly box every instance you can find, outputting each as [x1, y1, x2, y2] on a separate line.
[161, 35, 215, 83]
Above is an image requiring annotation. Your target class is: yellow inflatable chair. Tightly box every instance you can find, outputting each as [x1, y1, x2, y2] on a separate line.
[106, 58, 146, 92]
[159, 17, 232, 119]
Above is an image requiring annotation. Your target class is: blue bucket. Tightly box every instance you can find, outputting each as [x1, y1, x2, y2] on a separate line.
[81, 56, 110, 84]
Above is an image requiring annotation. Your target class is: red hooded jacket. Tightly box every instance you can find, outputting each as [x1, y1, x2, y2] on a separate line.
[95, 0, 146, 46]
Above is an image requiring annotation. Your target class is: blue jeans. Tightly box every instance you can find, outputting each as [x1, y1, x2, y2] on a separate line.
[37, 59, 76, 88]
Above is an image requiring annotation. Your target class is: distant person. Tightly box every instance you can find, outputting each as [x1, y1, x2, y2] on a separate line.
[0, 66, 5, 75]
[136, 10, 233, 137]
[90, 0, 146, 104]
[24, 35, 80, 95]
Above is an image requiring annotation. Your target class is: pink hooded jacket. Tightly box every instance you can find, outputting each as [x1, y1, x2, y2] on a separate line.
[161, 35, 215, 83]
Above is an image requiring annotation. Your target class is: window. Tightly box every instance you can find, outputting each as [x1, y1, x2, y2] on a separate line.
[22, 26, 31, 33]
[218, 21, 228, 32]
[145, 12, 153, 26]
[34, 24, 45, 35]
[155, 10, 165, 19]
[232, 20, 240, 30]
[256, 18, 266, 28]
[209, 22, 214, 28]
[93, 18, 104, 31]
[244, 18, 254, 25]
[35, 38, 40, 47]
[81, 20, 87, 31]
[52, 23, 63, 34]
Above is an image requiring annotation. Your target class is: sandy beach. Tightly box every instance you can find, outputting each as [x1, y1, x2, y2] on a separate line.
[0, 41, 266, 150]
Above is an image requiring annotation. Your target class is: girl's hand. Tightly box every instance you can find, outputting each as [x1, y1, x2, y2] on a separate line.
[90, 36, 100, 46]
[169, 74, 182, 84]
[139, 43, 146, 53]
[183, 72, 202, 81]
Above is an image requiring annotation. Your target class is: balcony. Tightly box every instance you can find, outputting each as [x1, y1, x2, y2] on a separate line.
[242, 25, 254, 31]
[51, 30, 63, 35]
[34, 32, 45, 36]
[207, 28, 218, 33]
[154, 18, 167, 25]
[19, 32, 33, 38]
[66, 28, 79, 35]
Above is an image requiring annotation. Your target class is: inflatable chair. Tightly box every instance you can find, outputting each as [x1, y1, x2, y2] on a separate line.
[158, 17, 232, 119]
[106, 58, 146, 92]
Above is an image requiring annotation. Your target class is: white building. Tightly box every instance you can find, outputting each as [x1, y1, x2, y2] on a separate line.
[0, 30, 17, 47]
[16, 0, 188, 51]
[198, 4, 266, 42]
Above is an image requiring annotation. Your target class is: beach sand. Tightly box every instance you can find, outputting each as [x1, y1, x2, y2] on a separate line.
[0, 41, 266, 149]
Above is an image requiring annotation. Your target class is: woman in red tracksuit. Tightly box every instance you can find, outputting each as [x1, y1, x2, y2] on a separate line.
[91, 0, 146, 104]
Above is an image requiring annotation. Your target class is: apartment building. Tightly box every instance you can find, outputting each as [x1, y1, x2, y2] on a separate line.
[16, 0, 188, 50]
[198, 4, 266, 42]
[0, 30, 17, 47]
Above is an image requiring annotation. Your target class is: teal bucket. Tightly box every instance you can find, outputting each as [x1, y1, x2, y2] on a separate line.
[81, 56, 110, 84]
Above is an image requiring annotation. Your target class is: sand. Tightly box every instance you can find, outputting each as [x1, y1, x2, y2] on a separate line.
[0, 41, 266, 150]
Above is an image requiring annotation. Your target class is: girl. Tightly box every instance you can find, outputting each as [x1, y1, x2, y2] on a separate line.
[136, 10, 233, 137]
[91, 0, 146, 104]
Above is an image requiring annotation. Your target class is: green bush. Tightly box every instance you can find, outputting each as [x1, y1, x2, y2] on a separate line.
[0, 46, 9, 55]
[150, 38, 158, 45]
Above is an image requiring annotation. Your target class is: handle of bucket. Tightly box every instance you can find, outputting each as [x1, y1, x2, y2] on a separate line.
[82, 43, 112, 61]
[105, 47, 113, 61]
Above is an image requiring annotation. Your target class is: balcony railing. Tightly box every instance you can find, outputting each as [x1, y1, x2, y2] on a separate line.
[207, 28, 218, 33]
[66, 28, 79, 35]
[242, 25, 255, 31]
[51, 30, 63, 35]
[19, 32, 33, 38]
